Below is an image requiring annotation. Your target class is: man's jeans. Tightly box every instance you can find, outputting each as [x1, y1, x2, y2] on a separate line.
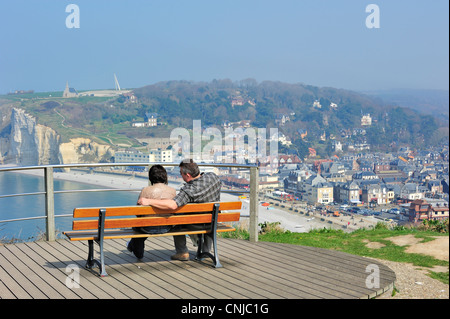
[173, 223, 212, 254]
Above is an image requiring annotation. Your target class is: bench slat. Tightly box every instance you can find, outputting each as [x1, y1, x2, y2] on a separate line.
[73, 201, 242, 218]
[63, 223, 236, 241]
[72, 212, 241, 230]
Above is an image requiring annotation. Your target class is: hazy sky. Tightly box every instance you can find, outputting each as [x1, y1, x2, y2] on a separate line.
[0, 0, 448, 94]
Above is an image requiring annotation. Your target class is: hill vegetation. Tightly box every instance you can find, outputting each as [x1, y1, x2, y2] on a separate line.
[1, 80, 448, 157]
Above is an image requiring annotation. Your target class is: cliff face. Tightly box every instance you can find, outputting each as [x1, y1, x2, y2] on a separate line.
[1, 108, 114, 166]
[9, 108, 62, 165]
[59, 138, 115, 164]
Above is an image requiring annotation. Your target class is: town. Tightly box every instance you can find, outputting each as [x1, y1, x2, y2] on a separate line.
[113, 127, 449, 228]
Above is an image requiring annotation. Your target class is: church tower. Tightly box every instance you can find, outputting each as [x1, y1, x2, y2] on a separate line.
[63, 81, 78, 98]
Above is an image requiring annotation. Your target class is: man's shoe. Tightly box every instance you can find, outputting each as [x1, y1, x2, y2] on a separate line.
[171, 252, 189, 261]
[127, 240, 143, 259]
[126, 240, 133, 253]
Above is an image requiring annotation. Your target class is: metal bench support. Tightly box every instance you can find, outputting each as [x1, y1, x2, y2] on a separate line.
[195, 203, 223, 268]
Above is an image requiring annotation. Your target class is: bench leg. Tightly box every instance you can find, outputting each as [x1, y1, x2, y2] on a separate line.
[85, 240, 97, 269]
[194, 204, 223, 268]
[85, 240, 108, 277]
[195, 234, 222, 268]
[97, 238, 108, 277]
[212, 231, 222, 268]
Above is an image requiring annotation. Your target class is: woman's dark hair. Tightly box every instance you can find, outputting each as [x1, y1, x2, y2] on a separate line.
[179, 159, 200, 177]
[148, 165, 168, 185]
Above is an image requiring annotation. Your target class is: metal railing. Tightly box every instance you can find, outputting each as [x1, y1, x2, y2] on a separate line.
[0, 162, 259, 242]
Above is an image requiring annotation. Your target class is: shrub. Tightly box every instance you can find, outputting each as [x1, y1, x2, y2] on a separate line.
[259, 221, 284, 235]
[419, 219, 449, 233]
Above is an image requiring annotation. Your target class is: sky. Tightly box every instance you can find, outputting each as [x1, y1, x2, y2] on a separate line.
[0, 0, 448, 94]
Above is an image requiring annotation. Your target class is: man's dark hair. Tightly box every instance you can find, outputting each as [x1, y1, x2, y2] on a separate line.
[149, 165, 168, 185]
[179, 159, 200, 177]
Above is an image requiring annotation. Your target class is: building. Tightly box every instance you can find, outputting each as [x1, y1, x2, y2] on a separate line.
[408, 199, 449, 223]
[132, 113, 158, 128]
[361, 114, 372, 126]
[335, 181, 360, 204]
[145, 113, 158, 127]
[63, 82, 78, 98]
[361, 183, 394, 205]
[114, 148, 172, 164]
[313, 100, 322, 108]
[313, 182, 334, 204]
[148, 148, 172, 162]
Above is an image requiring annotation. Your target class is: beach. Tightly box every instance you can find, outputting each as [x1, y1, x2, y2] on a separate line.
[11, 167, 378, 233]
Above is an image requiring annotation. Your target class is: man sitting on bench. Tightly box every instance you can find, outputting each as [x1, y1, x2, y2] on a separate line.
[138, 159, 222, 261]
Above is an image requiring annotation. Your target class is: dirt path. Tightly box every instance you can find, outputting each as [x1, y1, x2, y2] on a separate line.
[366, 235, 449, 299]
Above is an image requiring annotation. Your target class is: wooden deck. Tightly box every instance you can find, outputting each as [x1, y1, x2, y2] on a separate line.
[0, 237, 395, 299]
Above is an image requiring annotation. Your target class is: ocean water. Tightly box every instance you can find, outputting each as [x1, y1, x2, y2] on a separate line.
[0, 172, 140, 241]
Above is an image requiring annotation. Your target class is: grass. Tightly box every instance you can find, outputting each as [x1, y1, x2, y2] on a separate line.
[221, 221, 449, 285]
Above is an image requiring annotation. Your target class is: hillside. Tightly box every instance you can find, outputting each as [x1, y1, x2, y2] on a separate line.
[0, 80, 448, 162]
[364, 89, 449, 123]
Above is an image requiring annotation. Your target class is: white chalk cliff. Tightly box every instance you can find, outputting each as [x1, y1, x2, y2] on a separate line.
[0, 108, 114, 165]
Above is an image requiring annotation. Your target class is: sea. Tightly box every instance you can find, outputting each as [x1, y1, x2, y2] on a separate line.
[0, 171, 140, 242]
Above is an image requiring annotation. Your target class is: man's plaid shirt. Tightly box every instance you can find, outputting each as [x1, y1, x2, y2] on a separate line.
[173, 172, 221, 207]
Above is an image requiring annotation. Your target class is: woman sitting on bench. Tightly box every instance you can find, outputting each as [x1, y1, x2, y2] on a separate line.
[127, 165, 176, 259]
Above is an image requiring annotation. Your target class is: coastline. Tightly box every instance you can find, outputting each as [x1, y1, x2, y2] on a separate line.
[6, 166, 342, 233]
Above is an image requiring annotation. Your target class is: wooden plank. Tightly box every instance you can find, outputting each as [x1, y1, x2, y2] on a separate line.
[33, 241, 119, 299]
[107, 238, 250, 299]
[262, 241, 396, 291]
[73, 201, 242, 218]
[71, 212, 240, 230]
[5, 244, 66, 299]
[105, 239, 223, 298]
[0, 238, 396, 299]
[64, 224, 235, 241]
[0, 246, 48, 298]
[0, 279, 16, 299]
[14, 242, 83, 299]
[0, 256, 32, 299]
[141, 236, 291, 299]
[221, 239, 362, 298]
[218, 240, 339, 298]
[58, 240, 168, 298]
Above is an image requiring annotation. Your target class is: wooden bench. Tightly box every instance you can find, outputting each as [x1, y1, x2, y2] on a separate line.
[63, 201, 242, 277]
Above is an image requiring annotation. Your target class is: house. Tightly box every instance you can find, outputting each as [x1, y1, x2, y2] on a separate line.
[427, 180, 443, 194]
[353, 171, 379, 181]
[275, 114, 291, 126]
[408, 199, 449, 223]
[313, 100, 322, 108]
[301, 174, 331, 204]
[121, 92, 137, 103]
[335, 181, 360, 204]
[259, 174, 280, 190]
[311, 182, 334, 205]
[400, 183, 424, 200]
[361, 183, 394, 205]
[144, 112, 158, 127]
[283, 167, 314, 195]
[361, 114, 372, 126]
[132, 113, 158, 127]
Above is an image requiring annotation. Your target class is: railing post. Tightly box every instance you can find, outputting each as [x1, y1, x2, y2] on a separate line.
[44, 166, 56, 241]
[249, 165, 259, 242]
